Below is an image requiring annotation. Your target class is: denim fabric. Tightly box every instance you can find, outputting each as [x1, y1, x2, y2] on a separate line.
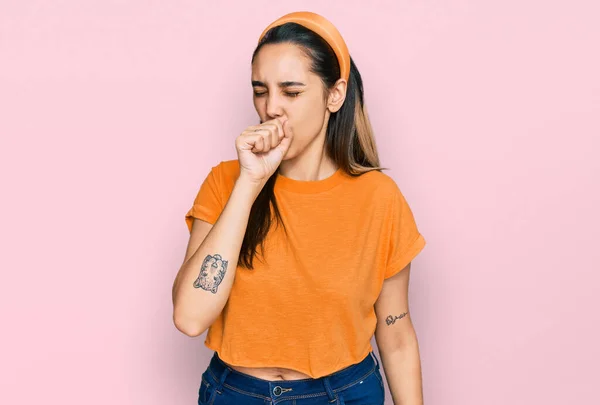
[197, 351, 385, 404]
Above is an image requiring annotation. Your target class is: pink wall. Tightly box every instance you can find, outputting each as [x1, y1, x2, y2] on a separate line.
[1, 1, 598, 404]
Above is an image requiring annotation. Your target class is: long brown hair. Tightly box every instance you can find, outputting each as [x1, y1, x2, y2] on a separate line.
[239, 22, 389, 269]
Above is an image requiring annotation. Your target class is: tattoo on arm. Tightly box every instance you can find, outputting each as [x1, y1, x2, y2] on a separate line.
[193, 254, 228, 294]
[385, 312, 408, 326]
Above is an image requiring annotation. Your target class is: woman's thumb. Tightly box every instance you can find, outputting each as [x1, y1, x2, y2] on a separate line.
[282, 119, 293, 138]
[277, 119, 293, 152]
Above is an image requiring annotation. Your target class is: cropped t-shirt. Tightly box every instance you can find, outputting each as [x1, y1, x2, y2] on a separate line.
[184, 159, 426, 378]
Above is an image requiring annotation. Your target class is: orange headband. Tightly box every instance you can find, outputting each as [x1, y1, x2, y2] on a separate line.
[257, 11, 350, 83]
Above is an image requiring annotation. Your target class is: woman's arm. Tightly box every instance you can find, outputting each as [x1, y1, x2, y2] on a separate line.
[374, 262, 424, 405]
[172, 175, 263, 337]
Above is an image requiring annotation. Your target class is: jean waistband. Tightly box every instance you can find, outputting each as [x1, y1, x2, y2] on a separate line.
[206, 350, 381, 401]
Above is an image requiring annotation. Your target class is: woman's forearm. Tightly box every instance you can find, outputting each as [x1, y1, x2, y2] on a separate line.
[380, 338, 424, 405]
[172, 176, 263, 336]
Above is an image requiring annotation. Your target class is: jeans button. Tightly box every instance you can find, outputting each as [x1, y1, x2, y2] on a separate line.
[273, 386, 282, 396]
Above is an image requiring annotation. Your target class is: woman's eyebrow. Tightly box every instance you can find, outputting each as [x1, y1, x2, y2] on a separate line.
[251, 80, 306, 87]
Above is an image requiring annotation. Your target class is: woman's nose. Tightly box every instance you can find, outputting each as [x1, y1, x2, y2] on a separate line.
[266, 94, 283, 118]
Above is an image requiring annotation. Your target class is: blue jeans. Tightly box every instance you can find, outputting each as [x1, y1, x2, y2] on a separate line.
[198, 351, 385, 404]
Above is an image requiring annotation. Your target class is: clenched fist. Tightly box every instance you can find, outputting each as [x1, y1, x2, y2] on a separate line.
[235, 118, 294, 185]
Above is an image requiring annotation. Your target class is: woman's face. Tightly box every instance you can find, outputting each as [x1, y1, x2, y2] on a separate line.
[251, 43, 330, 159]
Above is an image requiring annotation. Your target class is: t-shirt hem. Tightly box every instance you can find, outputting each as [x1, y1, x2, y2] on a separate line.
[204, 340, 374, 379]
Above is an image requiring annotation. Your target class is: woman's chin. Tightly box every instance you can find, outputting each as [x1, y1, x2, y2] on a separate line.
[281, 148, 295, 160]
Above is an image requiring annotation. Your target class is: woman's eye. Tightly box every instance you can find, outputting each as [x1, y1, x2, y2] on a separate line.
[253, 92, 300, 98]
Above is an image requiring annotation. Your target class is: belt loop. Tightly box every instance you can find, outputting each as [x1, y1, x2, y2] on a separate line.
[322, 376, 337, 402]
[370, 351, 381, 369]
[215, 366, 230, 394]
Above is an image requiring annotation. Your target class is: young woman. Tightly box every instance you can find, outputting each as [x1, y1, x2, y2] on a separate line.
[172, 11, 427, 405]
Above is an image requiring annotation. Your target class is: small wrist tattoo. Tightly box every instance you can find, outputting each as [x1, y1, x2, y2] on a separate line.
[385, 312, 408, 325]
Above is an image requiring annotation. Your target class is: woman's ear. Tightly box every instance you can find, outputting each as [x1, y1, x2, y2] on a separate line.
[327, 78, 347, 113]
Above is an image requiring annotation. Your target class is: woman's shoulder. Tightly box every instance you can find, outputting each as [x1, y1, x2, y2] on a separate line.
[215, 158, 241, 177]
[207, 159, 241, 192]
[350, 167, 403, 199]
[204, 158, 239, 179]
[209, 158, 239, 171]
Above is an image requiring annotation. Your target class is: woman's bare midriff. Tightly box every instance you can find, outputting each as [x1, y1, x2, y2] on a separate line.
[223, 360, 314, 381]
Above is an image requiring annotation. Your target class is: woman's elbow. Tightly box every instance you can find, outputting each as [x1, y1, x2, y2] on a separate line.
[172, 312, 207, 337]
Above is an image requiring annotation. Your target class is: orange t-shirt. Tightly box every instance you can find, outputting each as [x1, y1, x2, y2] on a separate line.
[184, 159, 426, 378]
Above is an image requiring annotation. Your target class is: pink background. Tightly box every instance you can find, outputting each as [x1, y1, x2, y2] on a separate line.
[1, 1, 598, 404]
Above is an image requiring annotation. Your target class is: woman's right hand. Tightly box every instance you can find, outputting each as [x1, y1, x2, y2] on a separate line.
[235, 118, 294, 185]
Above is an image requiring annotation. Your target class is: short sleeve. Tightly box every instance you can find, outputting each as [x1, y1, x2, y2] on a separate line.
[384, 186, 427, 279]
[184, 163, 224, 233]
